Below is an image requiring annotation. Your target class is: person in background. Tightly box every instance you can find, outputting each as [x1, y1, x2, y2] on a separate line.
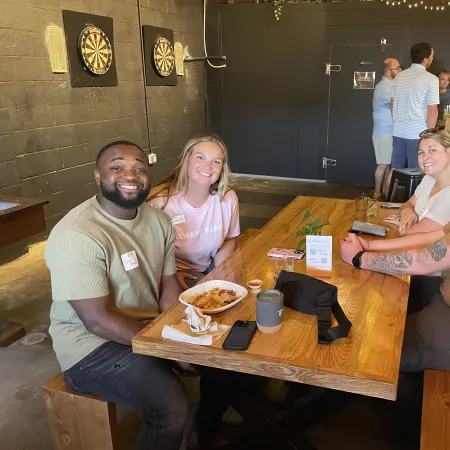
[147, 135, 240, 290]
[372, 57, 402, 199]
[437, 69, 450, 123]
[386, 42, 440, 191]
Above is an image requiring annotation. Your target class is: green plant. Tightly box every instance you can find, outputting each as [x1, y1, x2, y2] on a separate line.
[267, 0, 367, 21]
[296, 210, 330, 250]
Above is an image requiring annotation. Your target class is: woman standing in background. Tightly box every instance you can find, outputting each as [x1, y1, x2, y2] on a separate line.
[437, 69, 450, 123]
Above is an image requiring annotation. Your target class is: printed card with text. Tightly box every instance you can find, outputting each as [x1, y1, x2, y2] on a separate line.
[306, 235, 332, 278]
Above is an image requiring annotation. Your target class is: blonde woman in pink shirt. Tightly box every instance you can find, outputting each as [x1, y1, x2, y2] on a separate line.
[147, 135, 240, 290]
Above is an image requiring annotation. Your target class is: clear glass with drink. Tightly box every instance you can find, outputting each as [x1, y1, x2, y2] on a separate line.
[270, 256, 294, 281]
[355, 195, 368, 221]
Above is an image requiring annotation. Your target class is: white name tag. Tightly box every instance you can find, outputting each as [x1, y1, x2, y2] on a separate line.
[171, 213, 186, 225]
[306, 235, 332, 278]
[121, 250, 139, 272]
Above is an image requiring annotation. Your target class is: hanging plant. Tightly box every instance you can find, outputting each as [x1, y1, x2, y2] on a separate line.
[266, 0, 389, 21]
[266, 0, 330, 21]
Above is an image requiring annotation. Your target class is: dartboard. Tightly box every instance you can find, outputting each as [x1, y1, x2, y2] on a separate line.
[153, 37, 175, 77]
[78, 26, 113, 75]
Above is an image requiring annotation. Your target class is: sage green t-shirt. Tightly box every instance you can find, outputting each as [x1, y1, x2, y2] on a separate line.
[45, 196, 176, 371]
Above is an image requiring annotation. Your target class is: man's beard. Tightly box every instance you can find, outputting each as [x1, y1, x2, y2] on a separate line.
[100, 181, 151, 209]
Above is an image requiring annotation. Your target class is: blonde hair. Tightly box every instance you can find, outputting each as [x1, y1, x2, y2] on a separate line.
[419, 129, 450, 149]
[147, 135, 231, 209]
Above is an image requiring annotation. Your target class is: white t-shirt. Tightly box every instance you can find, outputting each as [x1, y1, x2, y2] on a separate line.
[414, 175, 450, 225]
[149, 190, 240, 272]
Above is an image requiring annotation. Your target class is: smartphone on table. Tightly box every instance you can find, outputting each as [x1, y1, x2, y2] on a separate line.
[222, 320, 257, 351]
[267, 248, 305, 260]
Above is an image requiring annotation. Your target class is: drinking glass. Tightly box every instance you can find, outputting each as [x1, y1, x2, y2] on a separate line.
[355, 195, 369, 221]
[270, 257, 294, 281]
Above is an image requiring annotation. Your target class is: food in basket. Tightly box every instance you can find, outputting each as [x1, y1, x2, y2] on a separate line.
[187, 288, 239, 310]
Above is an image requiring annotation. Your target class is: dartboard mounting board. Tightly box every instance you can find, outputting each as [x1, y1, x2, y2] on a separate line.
[79, 26, 113, 75]
[142, 25, 177, 86]
[62, 10, 117, 87]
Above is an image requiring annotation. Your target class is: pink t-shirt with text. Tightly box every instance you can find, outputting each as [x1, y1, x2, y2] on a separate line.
[149, 190, 240, 272]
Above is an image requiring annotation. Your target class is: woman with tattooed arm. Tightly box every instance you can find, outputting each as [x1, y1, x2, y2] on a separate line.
[340, 229, 450, 372]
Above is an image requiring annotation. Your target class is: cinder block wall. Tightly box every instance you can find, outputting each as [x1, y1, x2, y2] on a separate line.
[0, 0, 205, 232]
[142, 0, 206, 181]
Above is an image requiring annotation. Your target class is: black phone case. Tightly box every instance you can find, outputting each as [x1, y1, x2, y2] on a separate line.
[222, 321, 257, 351]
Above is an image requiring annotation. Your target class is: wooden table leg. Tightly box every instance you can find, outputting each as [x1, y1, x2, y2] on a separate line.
[0, 316, 25, 347]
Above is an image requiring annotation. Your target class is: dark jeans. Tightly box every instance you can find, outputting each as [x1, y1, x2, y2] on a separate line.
[64, 341, 189, 450]
[401, 293, 450, 372]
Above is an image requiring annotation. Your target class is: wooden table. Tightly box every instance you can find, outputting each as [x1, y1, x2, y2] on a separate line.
[0, 195, 48, 247]
[133, 196, 410, 401]
[0, 195, 48, 346]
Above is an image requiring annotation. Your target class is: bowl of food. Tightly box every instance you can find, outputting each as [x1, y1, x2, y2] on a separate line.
[247, 279, 263, 292]
[179, 280, 248, 314]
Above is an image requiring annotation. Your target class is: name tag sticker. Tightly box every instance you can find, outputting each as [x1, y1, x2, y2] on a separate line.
[306, 235, 332, 278]
[171, 213, 186, 225]
[121, 250, 139, 272]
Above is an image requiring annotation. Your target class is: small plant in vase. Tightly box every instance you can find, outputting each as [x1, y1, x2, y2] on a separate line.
[296, 210, 330, 251]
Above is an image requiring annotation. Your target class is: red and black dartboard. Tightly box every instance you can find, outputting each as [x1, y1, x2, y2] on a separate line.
[78, 26, 113, 75]
[153, 37, 175, 77]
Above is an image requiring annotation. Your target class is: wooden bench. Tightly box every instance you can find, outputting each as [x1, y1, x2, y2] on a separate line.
[421, 370, 450, 450]
[43, 373, 118, 450]
[236, 228, 259, 250]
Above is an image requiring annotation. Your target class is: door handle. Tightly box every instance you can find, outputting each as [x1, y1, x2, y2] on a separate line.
[322, 158, 337, 168]
[325, 63, 342, 75]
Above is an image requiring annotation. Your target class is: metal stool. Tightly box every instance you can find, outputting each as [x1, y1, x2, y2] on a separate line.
[387, 168, 424, 202]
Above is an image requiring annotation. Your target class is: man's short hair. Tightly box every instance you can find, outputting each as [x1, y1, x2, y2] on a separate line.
[96, 140, 146, 167]
[410, 42, 432, 64]
[382, 59, 391, 74]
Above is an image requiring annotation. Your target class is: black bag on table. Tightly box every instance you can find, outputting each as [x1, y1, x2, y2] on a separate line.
[275, 270, 352, 344]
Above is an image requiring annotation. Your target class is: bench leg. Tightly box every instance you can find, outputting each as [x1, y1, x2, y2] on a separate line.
[43, 387, 118, 450]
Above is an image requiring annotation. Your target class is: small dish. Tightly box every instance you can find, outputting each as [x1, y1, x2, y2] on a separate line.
[247, 279, 263, 291]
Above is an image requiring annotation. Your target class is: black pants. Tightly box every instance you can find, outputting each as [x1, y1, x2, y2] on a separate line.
[65, 341, 259, 449]
[401, 292, 450, 372]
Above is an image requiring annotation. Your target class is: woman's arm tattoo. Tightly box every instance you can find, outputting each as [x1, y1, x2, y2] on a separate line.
[364, 239, 448, 276]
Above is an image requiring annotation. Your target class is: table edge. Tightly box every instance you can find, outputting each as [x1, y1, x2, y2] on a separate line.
[132, 335, 398, 401]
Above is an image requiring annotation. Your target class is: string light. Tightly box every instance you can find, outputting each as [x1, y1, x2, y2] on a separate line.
[383, 0, 447, 10]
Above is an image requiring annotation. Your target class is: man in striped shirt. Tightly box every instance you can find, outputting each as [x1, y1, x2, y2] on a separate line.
[386, 42, 439, 189]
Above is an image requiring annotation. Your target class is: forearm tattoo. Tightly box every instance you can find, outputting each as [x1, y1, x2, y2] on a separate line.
[364, 239, 448, 275]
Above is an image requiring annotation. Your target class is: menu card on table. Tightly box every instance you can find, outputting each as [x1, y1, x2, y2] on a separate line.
[306, 235, 332, 278]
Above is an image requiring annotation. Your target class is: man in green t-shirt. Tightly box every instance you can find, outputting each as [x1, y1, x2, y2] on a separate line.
[45, 141, 188, 450]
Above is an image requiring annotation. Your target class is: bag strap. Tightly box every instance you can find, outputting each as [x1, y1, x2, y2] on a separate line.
[317, 293, 352, 344]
